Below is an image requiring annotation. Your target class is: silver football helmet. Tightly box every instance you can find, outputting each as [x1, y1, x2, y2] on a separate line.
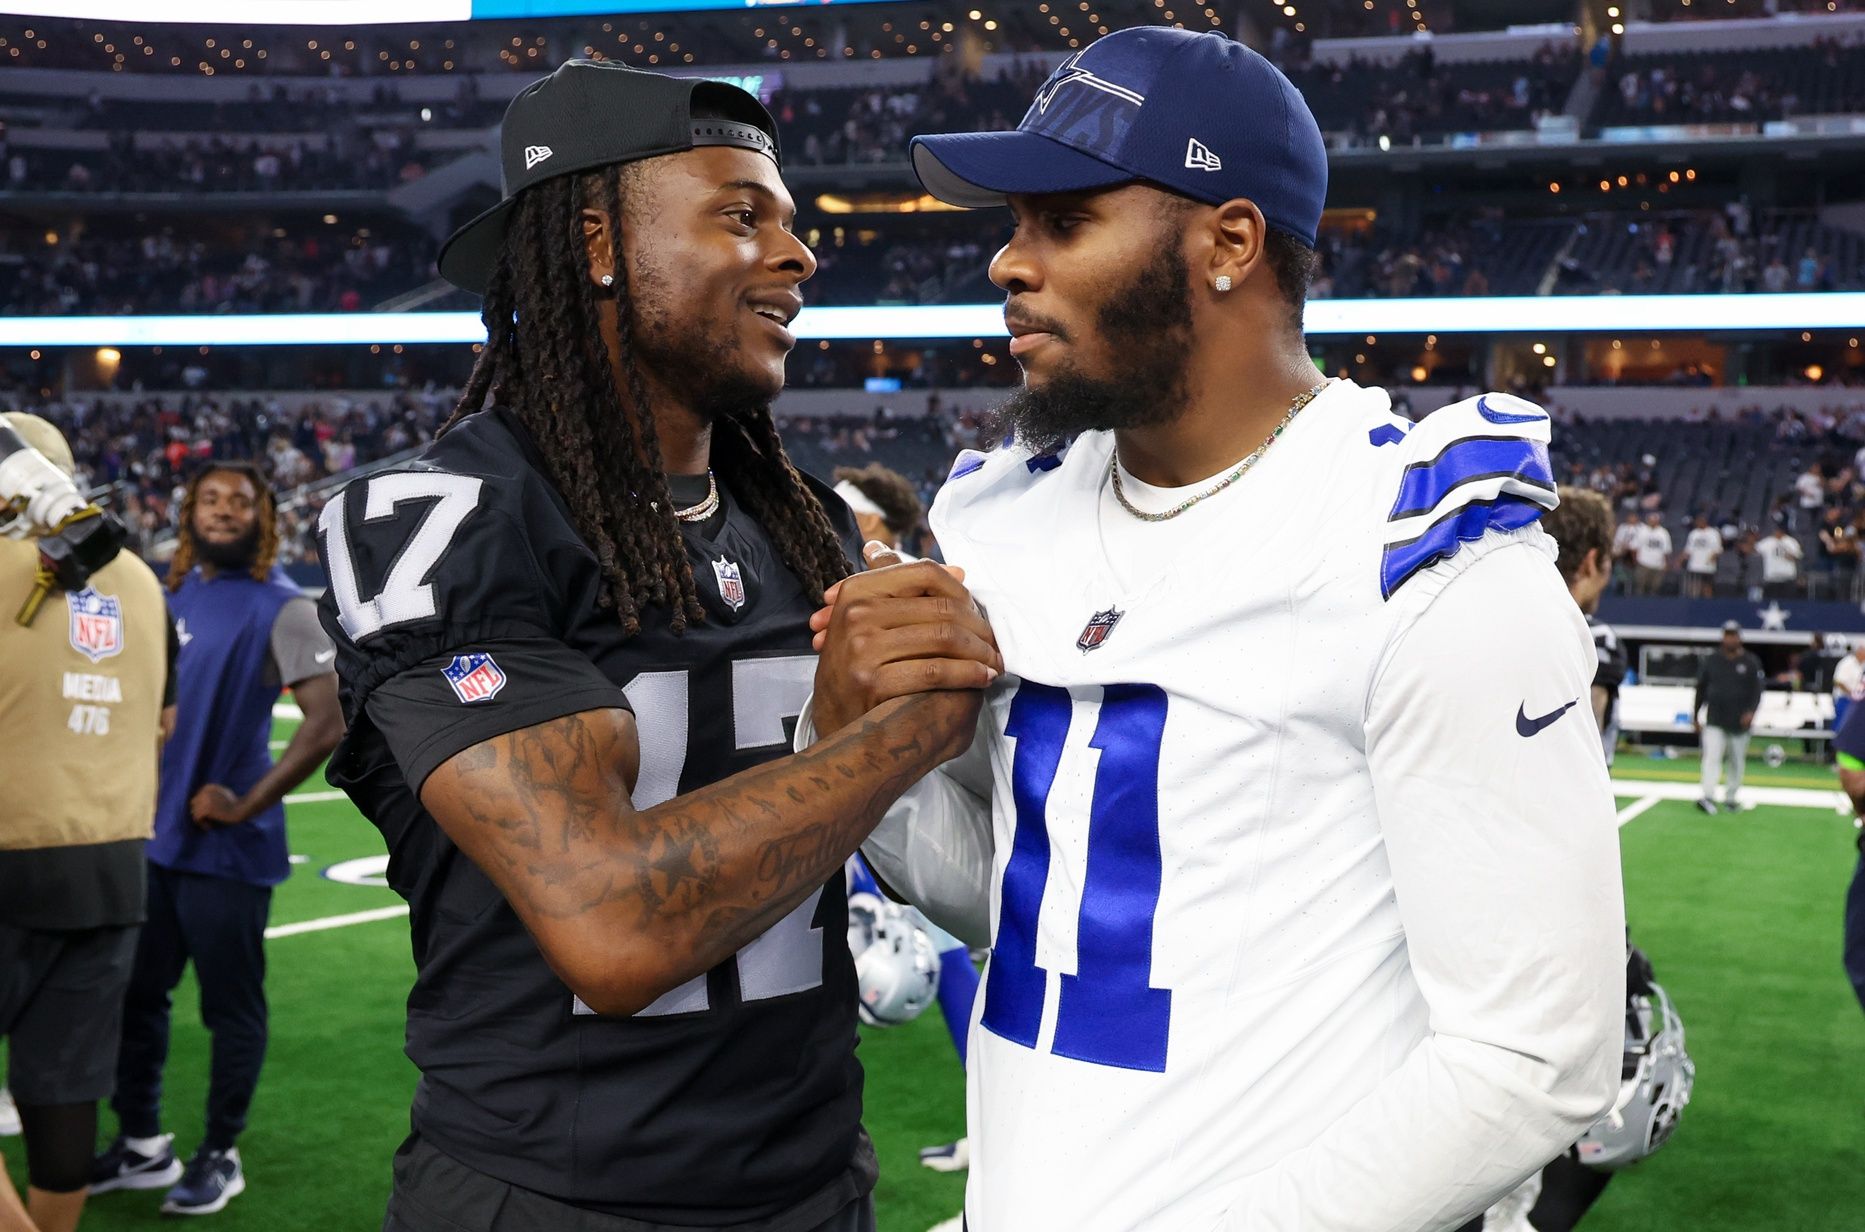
[846, 892, 942, 1027]
[1574, 983, 1694, 1170]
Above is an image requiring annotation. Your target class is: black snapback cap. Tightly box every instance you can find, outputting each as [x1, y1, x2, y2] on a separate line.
[438, 59, 781, 295]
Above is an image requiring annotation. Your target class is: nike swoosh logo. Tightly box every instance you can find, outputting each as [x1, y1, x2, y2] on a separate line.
[1516, 698, 1578, 737]
[315, 649, 336, 664]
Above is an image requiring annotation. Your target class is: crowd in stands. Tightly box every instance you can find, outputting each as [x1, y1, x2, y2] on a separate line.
[1, 130, 431, 194]
[3, 199, 1858, 323]
[17, 375, 1865, 593]
[0, 227, 437, 315]
[1594, 40, 1865, 129]
[19, 390, 455, 565]
[1551, 399, 1865, 601]
[1553, 205, 1863, 295]
[10, 388, 1006, 566]
[1282, 45, 1577, 144]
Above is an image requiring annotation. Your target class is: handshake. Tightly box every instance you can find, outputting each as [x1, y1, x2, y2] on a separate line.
[807, 541, 1005, 755]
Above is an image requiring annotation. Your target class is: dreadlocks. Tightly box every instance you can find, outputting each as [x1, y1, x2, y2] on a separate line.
[440, 162, 850, 638]
[165, 461, 280, 592]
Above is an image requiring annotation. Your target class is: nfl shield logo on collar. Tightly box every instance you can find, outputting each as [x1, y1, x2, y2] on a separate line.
[67, 587, 123, 663]
[1076, 606, 1123, 653]
[442, 653, 507, 704]
[713, 556, 747, 613]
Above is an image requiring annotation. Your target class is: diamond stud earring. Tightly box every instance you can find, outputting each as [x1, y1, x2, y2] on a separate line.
[599, 274, 614, 287]
[1214, 275, 1233, 293]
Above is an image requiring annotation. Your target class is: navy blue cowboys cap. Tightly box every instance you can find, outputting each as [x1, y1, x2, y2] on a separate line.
[438, 60, 781, 295]
[911, 27, 1327, 247]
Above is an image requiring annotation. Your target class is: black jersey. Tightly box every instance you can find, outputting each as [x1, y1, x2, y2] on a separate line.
[315, 408, 871, 1227]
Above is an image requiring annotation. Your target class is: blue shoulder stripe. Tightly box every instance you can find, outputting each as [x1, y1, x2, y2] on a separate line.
[947, 450, 988, 483]
[1380, 495, 1547, 599]
[1391, 435, 1555, 521]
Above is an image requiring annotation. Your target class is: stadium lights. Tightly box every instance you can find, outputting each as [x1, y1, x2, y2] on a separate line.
[4, 296, 1865, 348]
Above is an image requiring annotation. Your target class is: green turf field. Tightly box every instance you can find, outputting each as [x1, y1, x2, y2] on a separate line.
[6, 726, 1861, 1230]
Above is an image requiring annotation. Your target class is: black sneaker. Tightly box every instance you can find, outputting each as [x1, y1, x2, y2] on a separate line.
[90, 1134, 183, 1194]
[161, 1146, 245, 1216]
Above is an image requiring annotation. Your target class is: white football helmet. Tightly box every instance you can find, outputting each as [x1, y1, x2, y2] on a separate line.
[1574, 983, 1694, 1170]
[846, 891, 941, 1027]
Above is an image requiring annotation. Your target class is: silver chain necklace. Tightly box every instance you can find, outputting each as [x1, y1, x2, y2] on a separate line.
[672, 471, 720, 523]
[1109, 380, 1331, 523]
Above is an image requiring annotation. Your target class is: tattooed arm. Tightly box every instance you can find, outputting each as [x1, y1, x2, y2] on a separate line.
[419, 690, 982, 1017]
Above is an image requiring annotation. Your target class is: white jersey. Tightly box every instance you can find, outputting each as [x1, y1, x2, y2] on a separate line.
[864, 383, 1624, 1232]
[1683, 526, 1722, 574]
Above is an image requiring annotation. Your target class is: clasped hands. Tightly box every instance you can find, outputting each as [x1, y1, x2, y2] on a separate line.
[809, 542, 1003, 746]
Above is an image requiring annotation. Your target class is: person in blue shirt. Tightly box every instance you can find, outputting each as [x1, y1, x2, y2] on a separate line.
[1829, 700, 1865, 1016]
[90, 462, 344, 1217]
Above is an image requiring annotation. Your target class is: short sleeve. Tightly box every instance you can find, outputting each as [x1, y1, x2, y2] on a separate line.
[364, 638, 632, 795]
[315, 460, 574, 724]
[270, 596, 337, 687]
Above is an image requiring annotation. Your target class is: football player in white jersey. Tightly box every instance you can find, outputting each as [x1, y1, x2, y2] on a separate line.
[804, 26, 1625, 1232]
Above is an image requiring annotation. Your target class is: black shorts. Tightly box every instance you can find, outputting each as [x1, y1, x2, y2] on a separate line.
[0, 920, 139, 1105]
[382, 1135, 876, 1232]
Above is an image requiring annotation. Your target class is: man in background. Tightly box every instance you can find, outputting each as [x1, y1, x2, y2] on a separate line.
[1829, 702, 1865, 1016]
[1694, 620, 1764, 814]
[92, 463, 343, 1217]
[1611, 510, 1642, 595]
[1830, 639, 1865, 736]
[833, 463, 925, 553]
[1631, 510, 1671, 595]
[1756, 523, 1803, 598]
[1680, 514, 1721, 599]
[0, 413, 170, 1232]
[1543, 486, 1626, 766]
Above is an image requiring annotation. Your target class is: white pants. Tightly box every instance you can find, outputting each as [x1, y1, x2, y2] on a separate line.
[1700, 726, 1749, 802]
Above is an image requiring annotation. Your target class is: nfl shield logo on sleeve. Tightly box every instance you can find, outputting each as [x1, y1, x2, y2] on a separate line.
[441, 653, 507, 704]
[67, 587, 123, 663]
[712, 556, 747, 613]
[1076, 606, 1123, 653]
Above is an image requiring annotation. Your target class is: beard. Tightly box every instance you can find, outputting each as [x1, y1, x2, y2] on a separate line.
[989, 243, 1196, 457]
[627, 261, 778, 429]
[194, 522, 260, 572]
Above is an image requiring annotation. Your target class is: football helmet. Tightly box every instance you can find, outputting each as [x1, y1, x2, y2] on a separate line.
[846, 891, 941, 1027]
[1574, 982, 1694, 1170]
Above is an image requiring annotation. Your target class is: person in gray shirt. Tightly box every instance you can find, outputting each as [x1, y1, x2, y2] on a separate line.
[1694, 620, 1766, 813]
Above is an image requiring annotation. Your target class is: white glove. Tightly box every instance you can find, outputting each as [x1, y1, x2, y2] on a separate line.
[0, 439, 86, 538]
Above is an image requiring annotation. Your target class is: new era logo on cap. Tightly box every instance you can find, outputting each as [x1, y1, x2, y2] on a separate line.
[1184, 137, 1221, 172]
[523, 144, 554, 170]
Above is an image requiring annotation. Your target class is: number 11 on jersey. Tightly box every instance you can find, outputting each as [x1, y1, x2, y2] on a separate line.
[983, 680, 1173, 1073]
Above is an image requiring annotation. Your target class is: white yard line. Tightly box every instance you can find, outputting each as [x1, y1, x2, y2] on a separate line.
[923, 1218, 963, 1232]
[1608, 776, 1850, 813]
[1614, 796, 1664, 827]
[284, 789, 348, 805]
[265, 904, 407, 940]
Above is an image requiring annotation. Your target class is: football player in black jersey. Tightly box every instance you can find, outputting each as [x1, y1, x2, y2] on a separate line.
[314, 61, 998, 1232]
